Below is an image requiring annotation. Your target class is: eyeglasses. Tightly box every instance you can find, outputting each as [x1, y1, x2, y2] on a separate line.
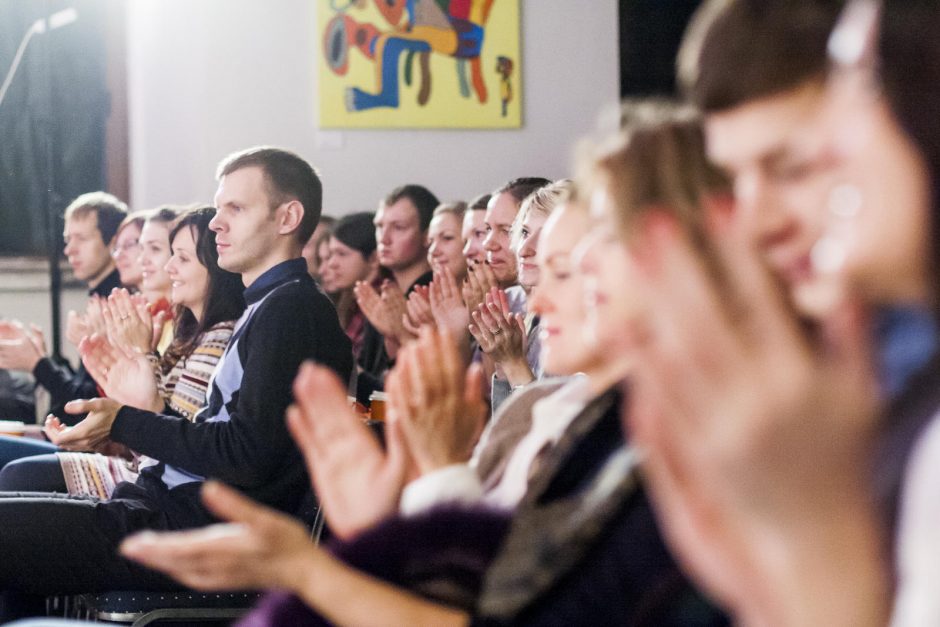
[111, 240, 141, 257]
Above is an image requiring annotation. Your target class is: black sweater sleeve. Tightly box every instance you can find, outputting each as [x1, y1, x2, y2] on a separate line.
[33, 358, 100, 425]
[110, 285, 353, 495]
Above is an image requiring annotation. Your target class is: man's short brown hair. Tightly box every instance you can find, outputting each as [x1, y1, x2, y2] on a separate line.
[63, 191, 128, 244]
[216, 146, 323, 243]
[493, 177, 551, 206]
[382, 184, 440, 232]
[678, 0, 844, 113]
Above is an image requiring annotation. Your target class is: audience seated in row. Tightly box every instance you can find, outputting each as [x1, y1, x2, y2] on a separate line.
[11, 1, 940, 624]
[0, 147, 353, 621]
[120, 104, 732, 626]
[0, 207, 245, 498]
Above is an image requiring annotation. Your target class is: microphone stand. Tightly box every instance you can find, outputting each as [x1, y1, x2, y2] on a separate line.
[0, 6, 78, 363]
[39, 0, 64, 364]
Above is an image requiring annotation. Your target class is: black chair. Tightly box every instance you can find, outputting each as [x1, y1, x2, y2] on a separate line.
[47, 493, 326, 626]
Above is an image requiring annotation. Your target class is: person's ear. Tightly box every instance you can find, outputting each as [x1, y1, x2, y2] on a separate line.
[278, 200, 304, 236]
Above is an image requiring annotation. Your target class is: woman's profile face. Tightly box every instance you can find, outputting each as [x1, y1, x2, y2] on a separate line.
[462, 209, 487, 265]
[112, 223, 143, 288]
[327, 237, 374, 291]
[165, 226, 210, 314]
[427, 212, 467, 279]
[810, 8, 932, 307]
[138, 220, 173, 297]
[821, 92, 930, 304]
[318, 239, 337, 292]
[575, 188, 645, 356]
[528, 206, 598, 376]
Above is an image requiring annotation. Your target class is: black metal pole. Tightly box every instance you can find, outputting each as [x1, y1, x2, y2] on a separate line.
[39, 0, 63, 363]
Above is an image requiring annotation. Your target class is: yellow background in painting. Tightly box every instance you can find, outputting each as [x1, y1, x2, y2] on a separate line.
[317, 0, 522, 128]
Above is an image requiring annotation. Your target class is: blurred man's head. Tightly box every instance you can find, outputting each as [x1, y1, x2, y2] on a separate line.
[679, 0, 844, 311]
[374, 184, 438, 276]
[62, 191, 127, 287]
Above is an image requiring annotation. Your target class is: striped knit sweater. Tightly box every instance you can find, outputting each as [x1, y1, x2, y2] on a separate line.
[58, 321, 235, 499]
[157, 321, 235, 421]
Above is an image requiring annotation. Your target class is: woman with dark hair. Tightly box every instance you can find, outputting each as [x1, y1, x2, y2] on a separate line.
[150, 206, 246, 417]
[0, 206, 245, 497]
[325, 212, 379, 363]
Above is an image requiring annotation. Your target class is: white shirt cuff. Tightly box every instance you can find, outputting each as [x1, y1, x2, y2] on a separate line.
[399, 464, 484, 516]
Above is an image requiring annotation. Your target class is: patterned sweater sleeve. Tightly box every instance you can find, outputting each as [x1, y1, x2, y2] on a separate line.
[163, 322, 234, 421]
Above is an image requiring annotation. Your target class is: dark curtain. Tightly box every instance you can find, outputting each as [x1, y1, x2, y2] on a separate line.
[0, 0, 109, 256]
[619, 0, 703, 97]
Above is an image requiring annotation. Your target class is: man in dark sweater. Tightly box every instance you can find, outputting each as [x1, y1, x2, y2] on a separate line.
[356, 184, 438, 401]
[0, 147, 353, 603]
[0, 192, 126, 423]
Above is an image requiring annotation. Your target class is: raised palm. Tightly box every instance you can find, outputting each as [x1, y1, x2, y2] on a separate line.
[288, 363, 412, 540]
[430, 266, 471, 337]
[80, 334, 162, 412]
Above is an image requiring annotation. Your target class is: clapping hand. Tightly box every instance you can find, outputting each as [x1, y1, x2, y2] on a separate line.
[121, 480, 317, 593]
[461, 261, 498, 313]
[0, 319, 45, 372]
[102, 289, 165, 353]
[429, 264, 471, 338]
[624, 212, 885, 625]
[388, 328, 486, 475]
[469, 288, 532, 386]
[403, 285, 434, 336]
[44, 397, 122, 453]
[80, 333, 163, 412]
[287, 362, 414, 540]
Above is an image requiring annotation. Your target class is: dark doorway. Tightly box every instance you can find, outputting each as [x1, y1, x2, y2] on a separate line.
[619, 0, 703, 97]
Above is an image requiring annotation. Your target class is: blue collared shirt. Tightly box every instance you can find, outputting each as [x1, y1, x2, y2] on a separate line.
[877, 306, 938, 398]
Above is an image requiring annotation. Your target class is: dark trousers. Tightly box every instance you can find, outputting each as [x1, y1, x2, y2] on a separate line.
[0, 490, 183, 595]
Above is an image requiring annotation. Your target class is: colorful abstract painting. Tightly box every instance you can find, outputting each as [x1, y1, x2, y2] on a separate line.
[318, 0, 522, 128]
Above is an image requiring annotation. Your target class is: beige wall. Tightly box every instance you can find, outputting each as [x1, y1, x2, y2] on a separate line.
[125, 0, 620, 214]
[0, 259, 88, 419]
[0, 260, 87, 364]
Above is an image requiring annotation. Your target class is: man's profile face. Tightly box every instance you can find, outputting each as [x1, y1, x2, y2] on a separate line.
[63, 212, 112, 284]
[705, 81, 839, 310]
[481, 191, 520, 285]
[211, 166, 283, 286]
[373, 198, 427, 273]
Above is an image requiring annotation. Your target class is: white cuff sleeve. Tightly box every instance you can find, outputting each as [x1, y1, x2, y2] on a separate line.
[399, 464, 484, 516]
